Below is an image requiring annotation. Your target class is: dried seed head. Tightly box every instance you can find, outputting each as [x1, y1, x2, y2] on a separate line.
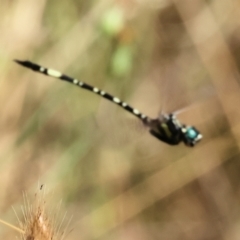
[18, 185, 71, 240]
[0, 185, 71, 239]
[22, 201, 54, 240]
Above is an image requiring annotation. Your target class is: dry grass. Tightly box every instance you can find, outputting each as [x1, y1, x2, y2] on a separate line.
[1, 0, 240, 239]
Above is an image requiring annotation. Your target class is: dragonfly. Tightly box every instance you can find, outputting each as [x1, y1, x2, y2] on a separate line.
[15, 60, 202, 147]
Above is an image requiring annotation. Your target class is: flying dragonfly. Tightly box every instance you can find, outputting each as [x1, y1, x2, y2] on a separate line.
[15, 60, 202, 147]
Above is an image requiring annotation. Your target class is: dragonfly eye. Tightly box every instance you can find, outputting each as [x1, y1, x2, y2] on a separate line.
[186, 127, 198, 139]
[182, 126, 202, 147]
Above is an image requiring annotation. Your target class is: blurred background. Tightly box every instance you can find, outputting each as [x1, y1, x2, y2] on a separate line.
[0, 0, 240, 239]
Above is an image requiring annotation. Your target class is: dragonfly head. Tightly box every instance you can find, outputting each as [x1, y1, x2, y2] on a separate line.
[181, 125, 202, 147]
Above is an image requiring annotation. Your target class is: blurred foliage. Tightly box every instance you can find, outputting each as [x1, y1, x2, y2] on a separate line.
[1, 0, 240, 239]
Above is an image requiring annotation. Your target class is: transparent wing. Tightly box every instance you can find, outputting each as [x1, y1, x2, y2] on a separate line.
[152, 62, 215, 118]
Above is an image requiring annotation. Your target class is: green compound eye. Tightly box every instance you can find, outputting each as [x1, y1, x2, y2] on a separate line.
[186, 127, 198, 139]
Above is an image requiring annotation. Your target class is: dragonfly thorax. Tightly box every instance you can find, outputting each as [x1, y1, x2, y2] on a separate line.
[148, 114, 202, 147]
